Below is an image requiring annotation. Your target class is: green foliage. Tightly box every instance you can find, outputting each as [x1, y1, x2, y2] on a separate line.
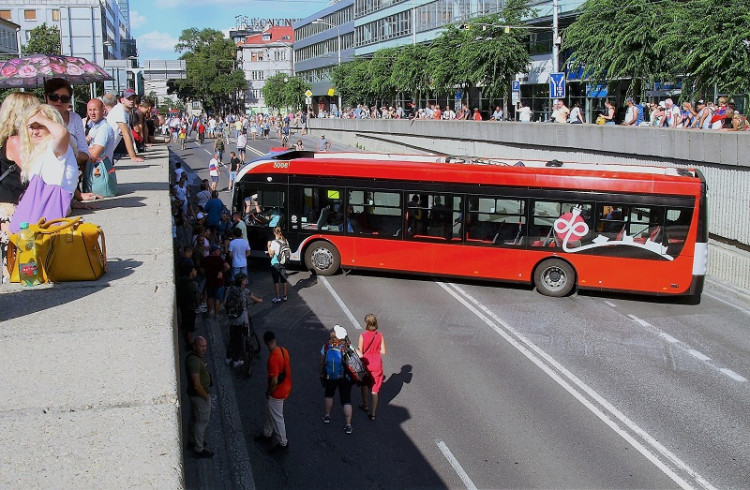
[22, 23, 61, 55]
[330, 0, 532, 108]
[662, 0, 750, 96]
[173, 28, 246, 113]
[261, 73, 311, 111]
[565, 0, 750, 97]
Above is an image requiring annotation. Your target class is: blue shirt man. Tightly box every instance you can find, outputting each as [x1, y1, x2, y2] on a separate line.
[203, 191, 224, 228]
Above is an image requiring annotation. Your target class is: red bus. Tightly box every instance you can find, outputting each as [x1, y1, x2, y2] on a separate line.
[232, 151, 707, 299]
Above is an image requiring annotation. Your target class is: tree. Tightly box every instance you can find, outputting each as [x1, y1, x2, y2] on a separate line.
[332, 58, 373, 107]
[563, 0, 673, 96]
[22, 23, 61, 55]
[173, 28, 246, 113]
[660, 0, 750, 97]
[391, 43, 432, 105]
[369, 48, 398, 104]
[262, 74, 311, 112]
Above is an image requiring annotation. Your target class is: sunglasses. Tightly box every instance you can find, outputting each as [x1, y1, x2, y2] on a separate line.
[48, 93, 72, 103]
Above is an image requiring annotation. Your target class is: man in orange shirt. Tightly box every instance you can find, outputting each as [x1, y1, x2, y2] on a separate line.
[255, 330, 291, 452]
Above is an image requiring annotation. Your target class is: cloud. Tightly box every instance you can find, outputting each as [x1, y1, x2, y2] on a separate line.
[137, 31, 180, 53]
[129, 10, 147, 30]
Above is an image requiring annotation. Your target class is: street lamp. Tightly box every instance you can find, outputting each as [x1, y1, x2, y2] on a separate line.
[313, 18, 341, 117]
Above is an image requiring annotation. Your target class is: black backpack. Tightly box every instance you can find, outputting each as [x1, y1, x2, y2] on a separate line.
[224, 286, 243, 319]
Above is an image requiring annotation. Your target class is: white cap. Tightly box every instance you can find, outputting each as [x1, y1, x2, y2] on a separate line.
[196, 212, 205, 219]
[333, 324, 347, 340]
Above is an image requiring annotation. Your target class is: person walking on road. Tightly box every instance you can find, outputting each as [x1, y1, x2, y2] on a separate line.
[317, 135, 331, 152]
[213, 136, 225, 163]
[267, 226, 290, 303]
[186, 336, 213, 458]
[228, 151, 241, 192]
[208, 153, 221, 192]
[255, 330, 291, 452]
[236, 130, 247, 163]
[358, 314, 386, 421]
[320, 325, 355, 434]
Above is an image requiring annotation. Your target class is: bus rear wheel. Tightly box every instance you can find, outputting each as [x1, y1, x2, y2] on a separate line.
[305, 241, 341, 276]
[534, 258, 576, 297]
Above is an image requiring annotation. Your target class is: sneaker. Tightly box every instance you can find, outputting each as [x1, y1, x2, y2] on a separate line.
[232, 360, 244, 368]
[282, 296, 288, 301]
[253, 433, 273, 444]
[195, 449, 214, 458]
[322, 414, 331, 424]
[199, 303, 208, 313]
[272, 297, 282, 304]
[194, 307, 201, 314]
[344, 425, 352, 435]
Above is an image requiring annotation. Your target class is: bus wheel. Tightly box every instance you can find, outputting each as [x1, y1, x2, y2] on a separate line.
[534, 259, 576, 297]
[305, 241, 340, 276]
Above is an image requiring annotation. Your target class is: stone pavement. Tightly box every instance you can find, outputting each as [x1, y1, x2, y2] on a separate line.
[0, 146, 182, 488]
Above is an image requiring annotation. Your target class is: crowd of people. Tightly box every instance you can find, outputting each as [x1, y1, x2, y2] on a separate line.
[0, 80, 162, 283]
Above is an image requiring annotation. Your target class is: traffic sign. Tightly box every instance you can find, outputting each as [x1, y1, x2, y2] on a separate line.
[512, 91, 520, 105]
[549, 72, 565, 98]
[512, 80, 520, 92]
[305, 89, 312, 97]
[305, 96, 313, 105]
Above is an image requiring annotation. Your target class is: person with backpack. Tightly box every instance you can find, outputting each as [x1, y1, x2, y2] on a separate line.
[267, 226, 291, 303]
[224, 273, 263, 367]
[357, 314, 387, 421]
[319, 325, 355, 434]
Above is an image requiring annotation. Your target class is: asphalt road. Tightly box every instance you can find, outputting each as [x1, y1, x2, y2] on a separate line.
[176, 133, 750, 489]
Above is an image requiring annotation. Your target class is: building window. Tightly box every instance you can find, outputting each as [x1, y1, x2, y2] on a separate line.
[52, 9, 60, 21]
[0, 10, 11, 20]
[24, 9, 36, 21]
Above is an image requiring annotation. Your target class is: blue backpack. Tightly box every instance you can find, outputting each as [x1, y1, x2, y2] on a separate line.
[636, 104, 647, 125]
[83, 157, 117, 197]
[323, 344, 344, 380]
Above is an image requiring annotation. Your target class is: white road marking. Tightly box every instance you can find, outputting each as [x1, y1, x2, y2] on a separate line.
[245, 144, 265, 157]
[319, 276, 362, 330]
[604, 300, 617, 307]
[703, 291, 750, 317]
[627, 314, 746, 384]
[435, 440, 478, 490]
[720, 368, 748, 383]
[439, 281, 715, 490]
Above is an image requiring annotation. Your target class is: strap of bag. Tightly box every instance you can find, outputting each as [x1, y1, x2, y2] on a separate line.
[0, 163, 16, 184]
[364, 332, 378, 355]
[36, 217, 82, 235]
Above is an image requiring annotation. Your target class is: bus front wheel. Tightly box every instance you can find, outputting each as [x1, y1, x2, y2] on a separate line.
[534, 259, 576, 297]
[305, 241, 341, 276]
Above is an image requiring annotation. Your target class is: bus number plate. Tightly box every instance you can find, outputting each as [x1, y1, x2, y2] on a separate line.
[273, 161, 290, 169]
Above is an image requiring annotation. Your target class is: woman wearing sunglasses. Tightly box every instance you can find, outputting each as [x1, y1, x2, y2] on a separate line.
[44, 78, 89, 169]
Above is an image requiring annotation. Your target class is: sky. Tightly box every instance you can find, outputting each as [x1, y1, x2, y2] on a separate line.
[129, 0, 330, 62]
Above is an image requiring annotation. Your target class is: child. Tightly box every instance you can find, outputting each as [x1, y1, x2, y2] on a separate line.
[224, 273, 263, 367]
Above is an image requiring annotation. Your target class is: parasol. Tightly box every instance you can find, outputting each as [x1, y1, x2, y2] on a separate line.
[0, 54, 113, 89]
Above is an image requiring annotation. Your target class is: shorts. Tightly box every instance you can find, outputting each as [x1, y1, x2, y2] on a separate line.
[230, 171, 237, 182]
[237, 147, 246, 153]
[211, 175, 219, 183]
[323, 378, 352, 405]
[271, 264, 287, 284]
[206, 285, 224, 300]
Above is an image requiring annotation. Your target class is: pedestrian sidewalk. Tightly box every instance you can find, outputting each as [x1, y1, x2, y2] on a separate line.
[0, 147, 182, 488]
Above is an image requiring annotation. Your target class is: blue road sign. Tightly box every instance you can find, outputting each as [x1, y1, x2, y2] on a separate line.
[512, 80, 521, 92]
[549, 72, 565, 98]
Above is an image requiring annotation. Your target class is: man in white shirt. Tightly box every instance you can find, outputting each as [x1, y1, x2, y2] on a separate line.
[86, 98, 115, 162]
[208, 153, 221, 192]
[228, 227, 251, 280]
[106, 88, 143, 162]
[517, 102, 533, 122]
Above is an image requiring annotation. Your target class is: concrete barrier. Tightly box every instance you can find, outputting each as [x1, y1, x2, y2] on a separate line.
[310, 118, 750, 293]
[0, 147, 182, 488]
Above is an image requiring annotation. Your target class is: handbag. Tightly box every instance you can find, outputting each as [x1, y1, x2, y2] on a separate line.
[7, 217, 107, 283]
[9, 174, 72, 234]
[82, 156, 117, 197]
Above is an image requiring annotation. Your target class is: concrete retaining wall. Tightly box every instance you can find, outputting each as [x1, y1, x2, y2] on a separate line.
[310, 119, 750, 292]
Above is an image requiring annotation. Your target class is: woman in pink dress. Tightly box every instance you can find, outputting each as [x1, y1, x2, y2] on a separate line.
[358, 314, 386, 421]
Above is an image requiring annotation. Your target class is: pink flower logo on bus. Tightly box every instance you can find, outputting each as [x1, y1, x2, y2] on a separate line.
[553, 206, 673, 260]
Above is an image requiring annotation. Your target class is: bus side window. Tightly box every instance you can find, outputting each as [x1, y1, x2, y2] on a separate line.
[412, 194, 461, 241]
[466, 197, 525, 247]
[664, 208, 692, 256]
[597, 204, 628, 241]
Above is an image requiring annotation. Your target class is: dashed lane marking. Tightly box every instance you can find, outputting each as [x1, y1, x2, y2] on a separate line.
[435, 440, 478, 490]
[439, 281, 715, 490]
[626, 314, 747, 383]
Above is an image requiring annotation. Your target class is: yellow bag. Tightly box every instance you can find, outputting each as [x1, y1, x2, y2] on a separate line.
[8, 217, 107, 283]
[595, 115, 606, 125]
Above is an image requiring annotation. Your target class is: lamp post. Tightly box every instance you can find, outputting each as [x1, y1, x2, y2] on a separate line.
[313, 19, 341, 117]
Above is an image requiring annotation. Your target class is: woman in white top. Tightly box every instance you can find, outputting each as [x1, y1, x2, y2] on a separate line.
[20, 104, 78, 194]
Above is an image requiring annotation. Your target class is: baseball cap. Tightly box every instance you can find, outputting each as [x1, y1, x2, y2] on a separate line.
[210, 245, 220, 252]
[625, 97, 634, 104]
[122, 88, 136, 99]
[658, 101, 666, 109]
[696, 99, 705, 105]
[196, 212, 205, 219]
[333, 324, 347, 340]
